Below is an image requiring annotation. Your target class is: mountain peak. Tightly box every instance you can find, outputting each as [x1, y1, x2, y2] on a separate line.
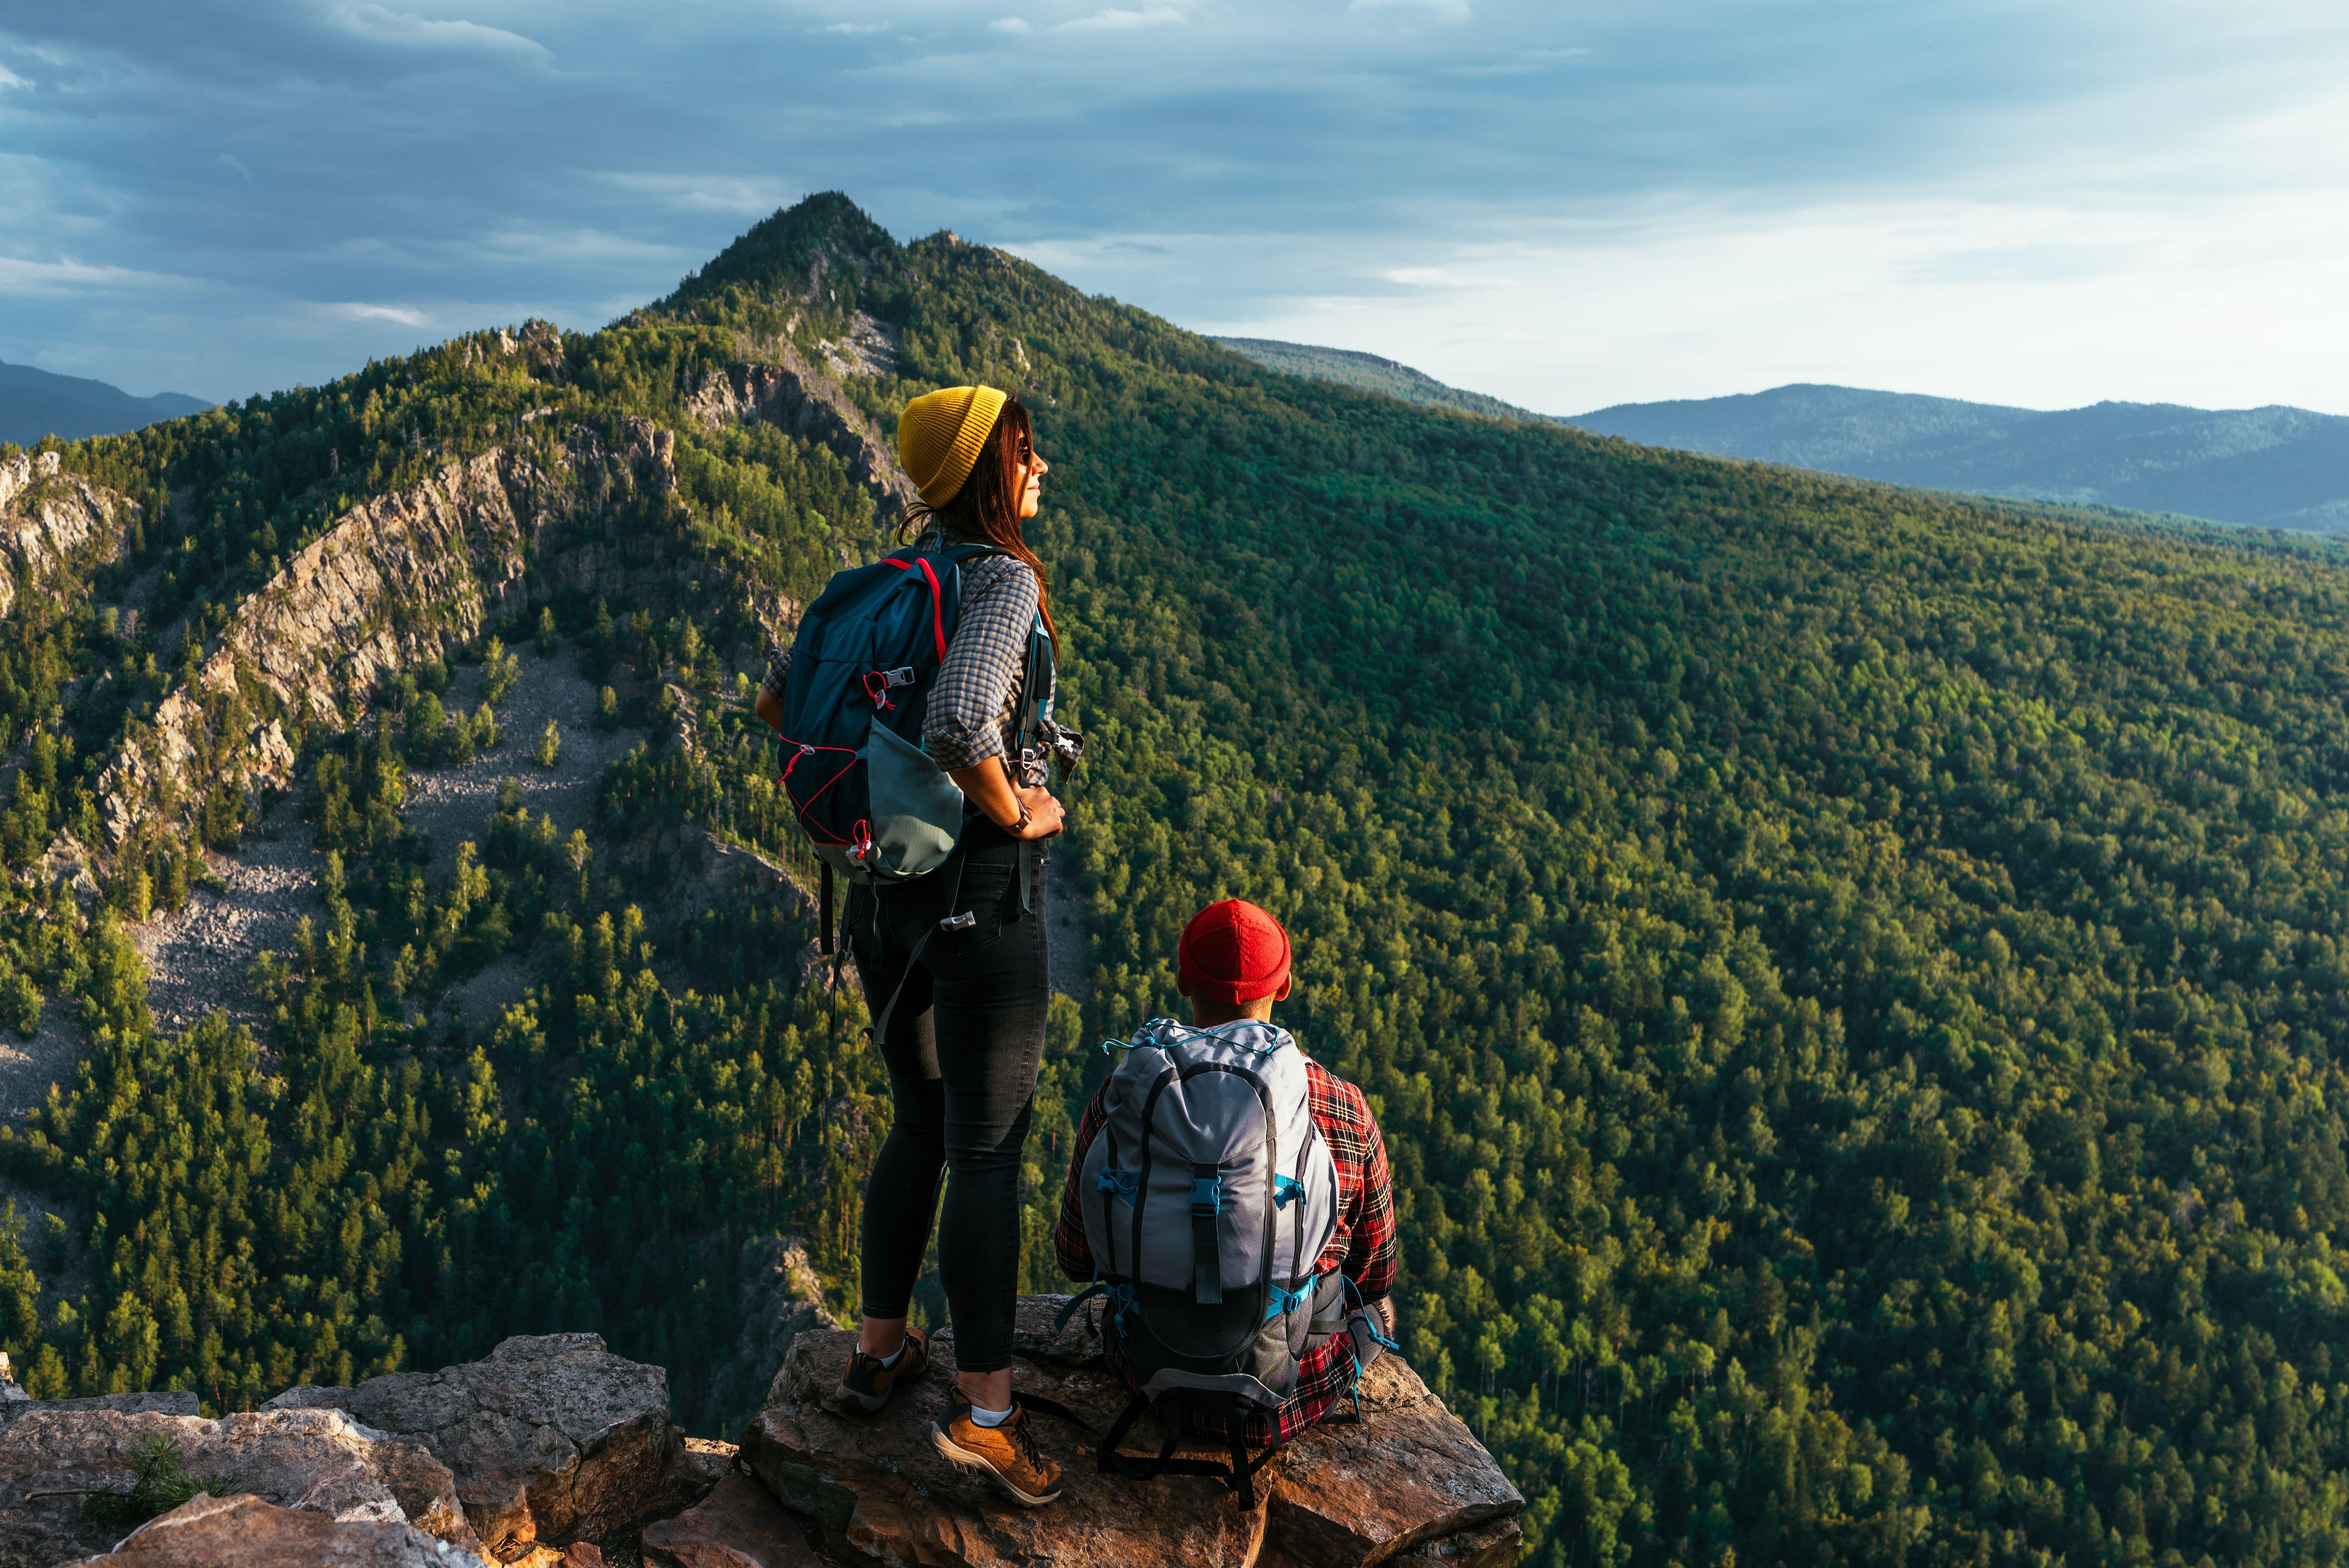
[666, 191, 902, 309]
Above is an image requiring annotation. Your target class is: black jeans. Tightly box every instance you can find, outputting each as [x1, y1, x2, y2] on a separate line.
[848, 836, 1050, 1374]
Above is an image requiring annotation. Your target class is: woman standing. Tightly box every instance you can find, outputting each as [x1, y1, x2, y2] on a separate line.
[761, 384, 1068, 1507]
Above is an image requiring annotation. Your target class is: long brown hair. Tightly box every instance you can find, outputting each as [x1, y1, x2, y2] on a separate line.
[906, 395, 1058, 656]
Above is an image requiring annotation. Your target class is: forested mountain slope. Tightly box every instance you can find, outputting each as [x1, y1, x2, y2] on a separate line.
[1212, 336, 1549, 423]
[4, 194, 2349, 1568]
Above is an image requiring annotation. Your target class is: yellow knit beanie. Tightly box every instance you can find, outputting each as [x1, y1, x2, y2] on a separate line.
[898, 385, 1009, 508]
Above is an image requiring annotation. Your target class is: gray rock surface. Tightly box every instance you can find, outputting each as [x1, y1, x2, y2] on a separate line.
[0, 1390, 198, 1428]
[66, 1491, 494, 1566]
[265, 1334, 682, 1563]
[88, 411, 679, 865]
[0, 1405, 483, 1568]
[0, 449, 135, 622]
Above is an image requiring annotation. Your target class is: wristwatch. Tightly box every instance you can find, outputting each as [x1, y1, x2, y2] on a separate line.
[1006, 802, 1032, 836]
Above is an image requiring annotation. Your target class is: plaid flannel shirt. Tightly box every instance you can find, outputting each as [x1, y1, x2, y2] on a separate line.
[1054, 1051, 1399, 1447]
[760, 541, 1042, 774]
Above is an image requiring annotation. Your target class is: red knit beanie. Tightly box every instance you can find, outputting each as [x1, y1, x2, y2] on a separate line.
[1177, 900, 1292, 1004]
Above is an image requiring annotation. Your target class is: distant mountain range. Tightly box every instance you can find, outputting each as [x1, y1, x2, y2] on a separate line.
[1, 360, 212, 446]
[1215, 337, 2349, 532]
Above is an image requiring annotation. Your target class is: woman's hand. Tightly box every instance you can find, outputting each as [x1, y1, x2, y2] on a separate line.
[1010, 785, 1064, 840]
[948, 762, 1065, 839]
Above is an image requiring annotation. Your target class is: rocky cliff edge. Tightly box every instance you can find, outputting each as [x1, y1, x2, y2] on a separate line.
[0, 1296, 1520, 1568]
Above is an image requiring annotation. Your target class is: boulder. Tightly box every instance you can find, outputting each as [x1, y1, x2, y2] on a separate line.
[736, 1296, 1522, 1568]
[0, 1406, 482, 1568]
[265, 1334, 682, 1563]
[65, 1491, 493, 1566]
[1260, 1356, 1523, 1567]
[641, 1473, 823, 1568]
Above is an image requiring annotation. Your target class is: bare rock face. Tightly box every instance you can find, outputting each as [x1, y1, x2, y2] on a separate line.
[0, 1389, 202, 1425]
[91, 420, 677, 859]
[264, 1334, 683, 1564]
[736, 1296, 1520, 1568]
[0, 449, 135, 621]
[65, 1491, 494, 1567]
[0, 1405, 481, 1568]
[683, 349, 916, 527]
[708, 1235, 841, 1425]
[640, 1473, 822, 1568]
[1258, 1357, 1523, 1567]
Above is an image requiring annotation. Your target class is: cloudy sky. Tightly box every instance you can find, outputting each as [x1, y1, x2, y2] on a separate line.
[3, 0, 2345, 415]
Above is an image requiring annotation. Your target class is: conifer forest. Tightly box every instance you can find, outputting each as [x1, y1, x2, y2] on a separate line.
[5, 195, 2349, 1566]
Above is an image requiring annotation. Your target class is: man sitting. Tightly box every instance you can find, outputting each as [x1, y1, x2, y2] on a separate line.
[1054, 898, 1397, 1450]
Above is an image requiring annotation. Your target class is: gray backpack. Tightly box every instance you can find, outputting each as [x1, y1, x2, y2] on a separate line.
[1056, 1017, 1349, 1503]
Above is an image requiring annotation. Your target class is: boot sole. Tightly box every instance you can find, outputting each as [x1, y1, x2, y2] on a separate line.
[930, 1422, 1063, 1506]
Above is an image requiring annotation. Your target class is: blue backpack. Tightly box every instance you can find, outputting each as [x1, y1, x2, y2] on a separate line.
[773, 540, 1019, 889]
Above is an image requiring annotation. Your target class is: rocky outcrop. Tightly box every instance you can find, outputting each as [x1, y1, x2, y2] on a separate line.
[0, 1403, 481, 1568]
[712, 1236, 843, 1427]
[264, 1333, 684, 1564]
[0, 450, 137, 622]
[642, 1474, 821, 1568]
[1257, 1361, 1522, 1567]
[685, 349, 916, 526]
[65, 1492, 492, 1567]
[91, 423, 676, 857]
[737, 1295, 1522, 1568]
[0, 1302, 1519, 1568]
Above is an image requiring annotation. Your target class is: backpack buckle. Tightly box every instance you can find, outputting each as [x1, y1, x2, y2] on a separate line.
[861, 667, 916, 711]
[1189, 1176, 1221, 1218]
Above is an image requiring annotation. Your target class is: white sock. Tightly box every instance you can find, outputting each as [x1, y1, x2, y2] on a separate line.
[875, 1341, 906, 1369]
[969, 1400, 1014, 1428]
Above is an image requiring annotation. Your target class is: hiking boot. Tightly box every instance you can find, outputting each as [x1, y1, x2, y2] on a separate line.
[931, 1390, 1064, 1506]
[836, 1327, 929, 1413]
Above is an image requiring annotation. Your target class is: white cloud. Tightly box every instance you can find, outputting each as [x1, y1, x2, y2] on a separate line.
[322, 301, 431, 326]
[0, 254, 191, 297]
[1346, 0, 1471, 21]
[1383, 266, 1492, 288]
[330, 6, 552, 60]
[1054, 7, 1184, 34]
[1192, 188, 2349, 416]
[988, 17, 1033, 33]
[598, 171, 808, 217]
[823, 21, 887, 33]
[0, 65, 30, 91]
[1444, 46, 1587, 75]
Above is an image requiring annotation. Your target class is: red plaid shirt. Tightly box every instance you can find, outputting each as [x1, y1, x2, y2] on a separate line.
[1054, 1051, 1398, 1446]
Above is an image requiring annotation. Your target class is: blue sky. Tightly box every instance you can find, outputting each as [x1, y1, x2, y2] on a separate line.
[3, 0, 2345, 414]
